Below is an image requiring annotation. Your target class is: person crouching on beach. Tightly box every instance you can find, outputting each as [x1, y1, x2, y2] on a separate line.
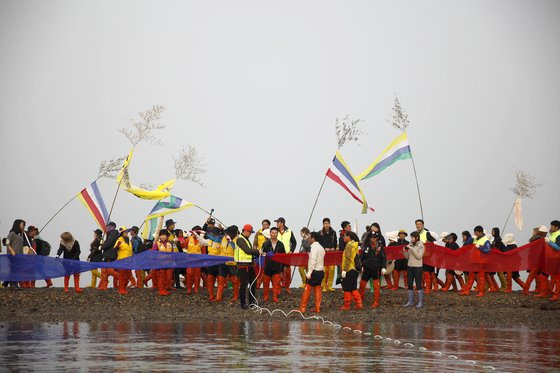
[403, 231, 424, 308]
[57, 232, 83, 293]
[153, 228, 173, 296]
[115, 227, 133, 295]
[340, 231, 363, 310]
[297, 231, 325, 314]
[359, 232, 386, 308]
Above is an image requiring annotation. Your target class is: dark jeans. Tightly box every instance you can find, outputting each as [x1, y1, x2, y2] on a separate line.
[238, 266, 257, 307]
[407, 267, 423, 290]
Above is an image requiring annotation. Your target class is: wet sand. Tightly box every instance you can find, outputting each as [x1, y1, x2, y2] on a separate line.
[1, 287, 559, 328]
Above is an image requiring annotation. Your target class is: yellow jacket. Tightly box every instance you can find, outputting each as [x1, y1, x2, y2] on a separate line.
[186, 236, 202, 254]
[208, 237, 222, 256]
[156, 240, 172, 253]
[221, 236, 234, 257]
[253, 230, 267, 250]
[116, 237, 133, 260]
[342, 240, 359, 272]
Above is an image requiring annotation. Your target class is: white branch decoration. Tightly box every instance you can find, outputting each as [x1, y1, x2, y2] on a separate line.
[335, 115, 363, 149]
[388, 95, 410, 132]
[173, 145, 206, 188]
[119, 105, 166, 147]
[511, 171, 541, 199]
[97, 156, 126, 179]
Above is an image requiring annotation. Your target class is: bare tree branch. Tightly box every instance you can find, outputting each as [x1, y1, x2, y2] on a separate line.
[118, 105, 166, 147]
[387, 94, 410, 132]
[97, 156, 126, 179]
[511, 171, 541, 199]
[173, 145, 206, 188]
[335, 115, 363, 149]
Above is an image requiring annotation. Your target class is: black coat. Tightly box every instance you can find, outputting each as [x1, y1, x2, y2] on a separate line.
[262, 239, 285, 273]
[101, 230, 119, 261]
[318, 228, 337, 250]
[361, 243, 386, 271]
[57, 241, 81, 260]
[88, 238, 103, 262]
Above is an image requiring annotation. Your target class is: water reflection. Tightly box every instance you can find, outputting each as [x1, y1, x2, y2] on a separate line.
[0, 320, 558, 371]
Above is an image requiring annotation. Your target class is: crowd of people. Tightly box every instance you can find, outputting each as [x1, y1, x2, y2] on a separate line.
[2, 216, 560, 312]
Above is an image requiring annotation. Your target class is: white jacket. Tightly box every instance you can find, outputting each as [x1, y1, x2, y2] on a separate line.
[307, 241, 325, 276]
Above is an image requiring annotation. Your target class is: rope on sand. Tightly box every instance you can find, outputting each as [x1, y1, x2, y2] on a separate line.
[247, 268, 496, 371]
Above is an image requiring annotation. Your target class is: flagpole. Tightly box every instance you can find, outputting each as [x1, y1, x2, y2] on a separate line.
[410, 152, 424, 221]
[501, 198, 517, 233]
[39, 177, 101, 234]
[306, 173, 328, 228]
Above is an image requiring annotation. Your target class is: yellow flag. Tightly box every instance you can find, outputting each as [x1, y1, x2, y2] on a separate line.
[125, 179, 176, 200]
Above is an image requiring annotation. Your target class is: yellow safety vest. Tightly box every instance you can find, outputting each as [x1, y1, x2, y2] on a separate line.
[208, 237, 222, 256]
[550, 230, 560, 244]
[234, 235, 253, 264]
[419, 229, 428, 244]
[474, 236, 489, 246]
[278, 229, 293, 253]
[221, 236, 234, 257]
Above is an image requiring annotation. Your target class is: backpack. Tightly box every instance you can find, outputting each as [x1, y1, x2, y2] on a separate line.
[133, 236, 147, 254]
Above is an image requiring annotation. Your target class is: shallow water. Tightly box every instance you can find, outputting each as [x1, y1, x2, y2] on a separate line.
[0, 320, 558, 371]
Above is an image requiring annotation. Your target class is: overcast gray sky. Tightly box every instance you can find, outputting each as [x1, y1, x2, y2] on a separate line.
[1, 0, 559, 259]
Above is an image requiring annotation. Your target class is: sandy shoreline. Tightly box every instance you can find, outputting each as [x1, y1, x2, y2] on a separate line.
[1, 287, 559, 328]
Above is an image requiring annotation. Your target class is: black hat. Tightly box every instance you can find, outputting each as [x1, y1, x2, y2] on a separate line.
[274, 217, 286, 224]
[165, 219, 177, 227]
[107, 222, 117, 228]
[225, 225, 239, 239]
[94, 229, 103, 236]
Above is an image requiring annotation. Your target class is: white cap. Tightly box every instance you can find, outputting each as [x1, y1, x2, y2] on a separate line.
[262, 228, 271, 239]
[503, 233, 516, 246]
[538, 225, 548, 233]
[385, 231, 399, 242]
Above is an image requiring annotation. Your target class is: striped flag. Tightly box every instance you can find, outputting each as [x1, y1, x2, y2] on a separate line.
[326, 151, 374, 214]
[77, 181, 109, 232]
[141, 195, 194, 239]
[357, 132, 412, 180]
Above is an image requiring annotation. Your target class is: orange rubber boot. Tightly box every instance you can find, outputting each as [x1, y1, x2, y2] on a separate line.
[550, 275, 560, 301]
[504, 272, 513, 293]
[352, 289, 363, 309]
[340, 292, 352, 311]
[118, 270, 128, 295]
[157, 270, 170, 296]
[431, 272, 439, 291]
[513, 276, 525, 290]
[359, 280, 367, 300]
[314, 286, 322, 313]
[460, 273, 476, 295]
[523, 271, 537, 295]
[272, 274, 281, 303]
[535, 275, 550, 298]
[212, 276, 225, 302]
[423, 272, 432, 294]
[391, 271, 400, 290]
[262, 275, 271, 302]
[64, 276, 70, 293]
[73, 273, 83, 293]
[371, 279, 380, 308]
[297, 284, 312, 313]
[441, 272, 454, 292]
[207, 275, 215, 300]
[193, 268, 201, 294]
[476, 272, 485, 297]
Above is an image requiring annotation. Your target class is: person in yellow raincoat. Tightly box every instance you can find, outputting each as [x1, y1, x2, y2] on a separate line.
[115, 227, 133, 295]
[182, 226, 206, 295]
[216, 235, 239, 302]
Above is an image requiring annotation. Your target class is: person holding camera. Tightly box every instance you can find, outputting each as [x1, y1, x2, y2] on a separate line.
[403, 231, 425, 308]
[359, 232, 386, 308]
